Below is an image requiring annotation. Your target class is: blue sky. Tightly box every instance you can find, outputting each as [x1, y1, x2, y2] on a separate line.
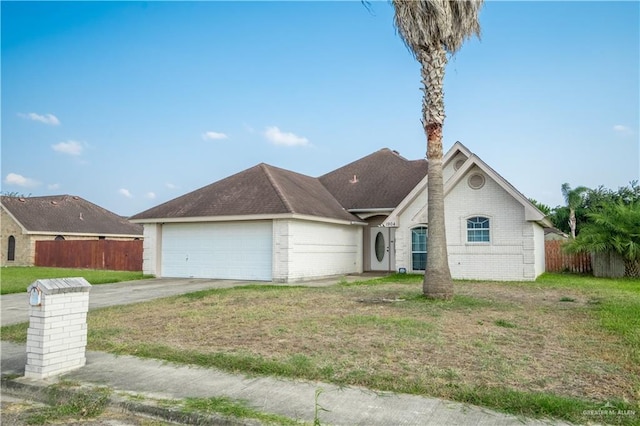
[2, 1, 638, 217]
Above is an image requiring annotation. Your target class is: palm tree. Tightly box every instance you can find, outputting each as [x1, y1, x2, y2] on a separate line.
[392, 0, 483, 299]
[566, 201, 640, 277]
[561, 183, 588, 239]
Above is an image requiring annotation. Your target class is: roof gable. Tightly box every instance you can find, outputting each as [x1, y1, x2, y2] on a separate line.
[444, 154, 550, 224]
[319, 148, 427, 210]
[385, 143, 551, 226]
[1, 195, 143, 236]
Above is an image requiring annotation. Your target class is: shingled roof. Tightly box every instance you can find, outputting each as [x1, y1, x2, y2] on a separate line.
[130, 148, 427, 222]
[1, 195, 142, 236]
[130, 163, 361, 223]
[319, 148, 427, 210]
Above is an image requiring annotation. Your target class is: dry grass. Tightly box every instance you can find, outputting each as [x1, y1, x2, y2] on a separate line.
[87, 280, 639, 406]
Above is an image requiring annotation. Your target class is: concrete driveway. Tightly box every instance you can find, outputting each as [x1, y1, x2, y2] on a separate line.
[1, 274, 368, 327]
[1, 278, 251, 327]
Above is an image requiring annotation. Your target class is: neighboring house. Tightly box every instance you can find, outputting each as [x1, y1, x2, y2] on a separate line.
[130, 142, 551, 282]
[544, 227, 569, 241]
[1, 195, 143, 267]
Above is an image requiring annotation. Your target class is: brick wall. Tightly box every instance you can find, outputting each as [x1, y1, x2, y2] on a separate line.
[395, 166, 542, 281]
[273, 219, 362, 282]
[25, 278, 90, 379]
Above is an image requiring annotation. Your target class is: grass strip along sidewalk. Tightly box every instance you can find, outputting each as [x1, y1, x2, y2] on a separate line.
[2, 272, 639, 425]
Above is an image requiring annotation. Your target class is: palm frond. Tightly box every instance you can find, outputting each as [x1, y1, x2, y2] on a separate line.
[392, 0, 483, 57]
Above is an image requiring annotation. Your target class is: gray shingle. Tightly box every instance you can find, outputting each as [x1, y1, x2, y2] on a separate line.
[130, 148, 427, 222]
[319, 148, 427, 210]
[1, 195, 142, 236]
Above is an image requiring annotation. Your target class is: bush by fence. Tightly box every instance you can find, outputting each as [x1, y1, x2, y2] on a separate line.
[35, 240, 142, 271]
[545, 240, 592, 274]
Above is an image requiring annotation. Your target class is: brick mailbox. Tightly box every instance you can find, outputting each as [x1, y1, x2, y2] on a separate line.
[25, 278, 91, 379]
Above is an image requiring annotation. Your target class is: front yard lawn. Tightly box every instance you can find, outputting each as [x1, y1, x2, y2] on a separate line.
[2, 273, 638, 424]
[0, 267, 152, 295]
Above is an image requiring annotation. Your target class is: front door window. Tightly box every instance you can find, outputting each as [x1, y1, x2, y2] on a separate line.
[375, 232, 385, 262]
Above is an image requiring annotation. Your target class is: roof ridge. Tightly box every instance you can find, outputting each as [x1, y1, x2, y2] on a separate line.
[260, 164, 295, 213]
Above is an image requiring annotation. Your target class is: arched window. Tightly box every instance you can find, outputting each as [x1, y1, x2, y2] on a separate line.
[467, 216, 490, 242]
[7, 236, 16, 261]
[411, 226, 427, 271]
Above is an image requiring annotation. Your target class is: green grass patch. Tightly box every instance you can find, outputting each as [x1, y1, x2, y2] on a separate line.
[452, 385, 638, 426]
[1, 322, 28, 342]
[183, 396, 302, 425]
[25, 383, 111, 425]
[0, 267, 152, 295]
[341, 273, 423, 286]
[494, 319, 517, 328]
[536, 273, 640, 364]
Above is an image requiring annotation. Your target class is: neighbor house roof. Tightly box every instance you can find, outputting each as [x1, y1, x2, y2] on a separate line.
[1, 195, 143, 236]
[130, 163, 361, 223]
[319, 148, 427, 210]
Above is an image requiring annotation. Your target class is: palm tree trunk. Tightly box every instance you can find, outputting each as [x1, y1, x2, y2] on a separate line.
[624, 259, 640, 278]
[420, 46, 453, 299]
[569, 208, 577, 239]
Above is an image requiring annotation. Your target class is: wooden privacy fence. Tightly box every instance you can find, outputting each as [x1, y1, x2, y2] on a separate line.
[35, 240, 143, 271]
[545, 240, 592, 274]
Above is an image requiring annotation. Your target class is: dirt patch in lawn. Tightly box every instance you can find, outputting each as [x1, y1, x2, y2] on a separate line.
[87, 282, 638, 404]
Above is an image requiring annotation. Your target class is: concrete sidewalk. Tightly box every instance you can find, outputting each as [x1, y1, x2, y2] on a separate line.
[1, 277, 568, 425]
[1, 341, 565, 425]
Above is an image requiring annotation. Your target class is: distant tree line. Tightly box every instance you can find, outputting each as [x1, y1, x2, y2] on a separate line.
[531, 181, 640, 277]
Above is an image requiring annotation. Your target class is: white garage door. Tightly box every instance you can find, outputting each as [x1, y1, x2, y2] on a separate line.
[161, 221, 272, 281]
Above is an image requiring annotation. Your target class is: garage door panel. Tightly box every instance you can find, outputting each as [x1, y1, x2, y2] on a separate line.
[162, 221, 272, 280]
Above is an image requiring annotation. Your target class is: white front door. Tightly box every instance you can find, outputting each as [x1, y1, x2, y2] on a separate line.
[370, 227, 394, 271]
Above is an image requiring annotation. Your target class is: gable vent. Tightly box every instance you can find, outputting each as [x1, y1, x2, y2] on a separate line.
[454, 158, 466, 170]
[468, 173, 485, 190]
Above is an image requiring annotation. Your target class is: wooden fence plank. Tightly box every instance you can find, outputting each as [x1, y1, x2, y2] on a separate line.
[544, 240, 592, 274]
[35, 240, 142, 271]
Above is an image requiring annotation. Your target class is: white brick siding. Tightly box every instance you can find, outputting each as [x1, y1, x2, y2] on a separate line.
[25, 279, 90, 379]
[142, 223, 161, 277]
[394, 165, 544, 281]
[273, 219, 362, 282]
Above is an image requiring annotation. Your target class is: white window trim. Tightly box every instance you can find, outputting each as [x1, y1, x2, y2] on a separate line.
[464, 215, 492, 245]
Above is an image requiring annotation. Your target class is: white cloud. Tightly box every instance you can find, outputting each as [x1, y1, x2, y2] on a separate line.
[202, 131, 228, 141]
[166, 183, 178, 189]
[264, 126, 310, 147]
[613, 124, 633, 136]
[118, 188, 133, 198]
[18, 112, 60, 126]
[146, 192, 156, 199]
[52, 140, 84, 156]
[4, 173, 40, 188]
[48, 183, 60, 190]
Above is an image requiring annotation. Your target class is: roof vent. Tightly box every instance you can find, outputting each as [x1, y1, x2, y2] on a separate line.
[18, 198, 26, 202]
[79, 212, 84, 221]
[349, 175, 359, 184]
[72, 196, 80, 200]
[50, 201, 58, 205]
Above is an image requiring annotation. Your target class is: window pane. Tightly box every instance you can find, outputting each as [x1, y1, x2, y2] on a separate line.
[467, 217, 490, 242]
[411, 227, 427, 270]
[412, 253, 426, 271]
